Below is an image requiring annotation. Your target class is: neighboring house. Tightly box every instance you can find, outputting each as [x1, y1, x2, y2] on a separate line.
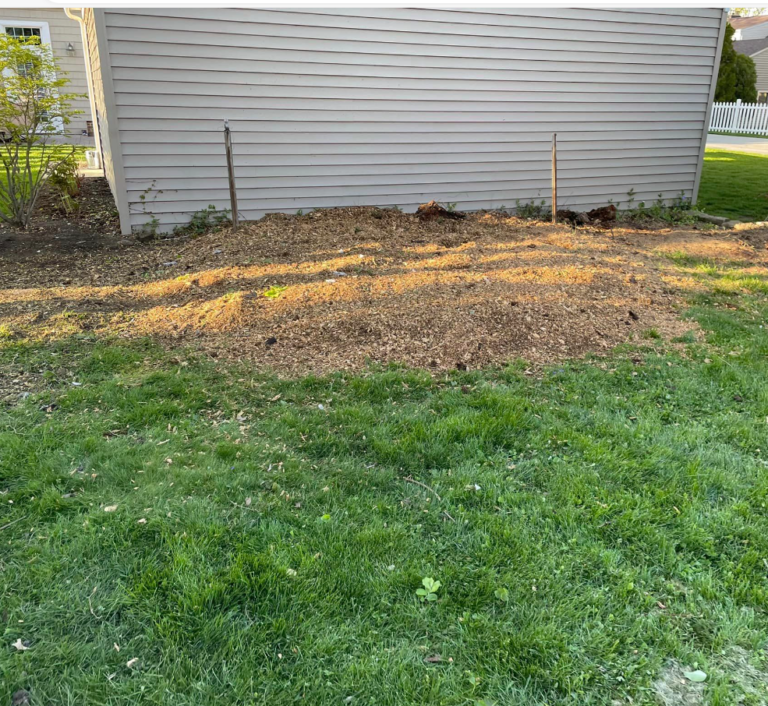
[730, 14, 768, 41]
[0, 8, 93, 143]
[734, 38, 768, 102]
[78, 8, 726, 235]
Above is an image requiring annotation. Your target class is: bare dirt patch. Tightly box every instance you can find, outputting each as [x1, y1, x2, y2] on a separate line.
[0, 177, 122, 266]
[2, 207, 768, 376]
[653, 661, 706, 706]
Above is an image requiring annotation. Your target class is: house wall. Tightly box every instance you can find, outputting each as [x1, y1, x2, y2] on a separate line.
[753, 48, 768, 94]
[736, 22, 768, 41]
[0, 8, 93, 143]
[83, 9, 114, 192]
[94, 8, 724, 233]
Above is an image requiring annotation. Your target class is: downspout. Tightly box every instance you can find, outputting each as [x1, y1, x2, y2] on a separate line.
[63, 8, 101, 164]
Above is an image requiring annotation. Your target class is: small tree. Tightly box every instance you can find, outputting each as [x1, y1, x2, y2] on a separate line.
[728, 8, 767, 18]
[0, 34, 81, 228]
[715, 23, 758, 103]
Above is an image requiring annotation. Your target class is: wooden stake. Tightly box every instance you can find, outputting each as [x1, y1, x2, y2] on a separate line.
[224, 119, 239, 232]
[551, 132, 557, 225]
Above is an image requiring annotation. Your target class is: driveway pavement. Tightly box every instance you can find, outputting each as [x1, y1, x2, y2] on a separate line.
[706, 133, 768, 155]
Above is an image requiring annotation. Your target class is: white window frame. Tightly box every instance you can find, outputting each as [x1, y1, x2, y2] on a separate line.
[0, 19, 63, 134]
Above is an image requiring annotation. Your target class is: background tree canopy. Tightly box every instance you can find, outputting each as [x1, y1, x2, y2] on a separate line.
[716, 23, 758, 103]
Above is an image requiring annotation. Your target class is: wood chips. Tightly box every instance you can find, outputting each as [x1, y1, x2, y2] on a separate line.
[2, 205, 768, 378]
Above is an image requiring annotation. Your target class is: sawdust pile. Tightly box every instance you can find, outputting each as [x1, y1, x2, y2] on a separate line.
[2, 207, 767, 376]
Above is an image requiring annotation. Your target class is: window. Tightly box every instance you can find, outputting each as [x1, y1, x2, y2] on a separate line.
[759, 92, 768, 105]
[85, 120, 93, 137]
[5, 26, 41, 42]
[0, 21, 60, 133]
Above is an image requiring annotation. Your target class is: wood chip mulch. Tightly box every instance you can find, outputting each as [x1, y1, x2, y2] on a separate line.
[2, 205, 767, 384]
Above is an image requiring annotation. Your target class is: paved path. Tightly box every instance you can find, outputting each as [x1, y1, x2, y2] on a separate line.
[706, 133, 768, 155]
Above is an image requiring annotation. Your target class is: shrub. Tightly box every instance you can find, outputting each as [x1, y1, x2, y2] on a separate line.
[0, 35, 82, 227]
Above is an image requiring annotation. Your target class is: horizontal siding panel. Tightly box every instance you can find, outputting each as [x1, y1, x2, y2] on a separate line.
[112, 80, 712, 104]
[116, 119, 705, 134]
[106, 27, 716, 68]
[109, 54, 712, 86]
[121, 142, 704, 158]
[114, 107, 708, 124]
[122, 155, 701, 175]
[110, 68, 712, 95]
[106, 38, 714, 75]
[118, 129, 707, 144]
[106, 10, 718, 50]
[290, 8, 723, 31]
[112, 94, 708, 114]
[126, 174, 695, 204]
[125, 165, 699, 192]
[103, 12, 716, 57]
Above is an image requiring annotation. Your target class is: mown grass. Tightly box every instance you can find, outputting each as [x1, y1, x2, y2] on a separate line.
[3, 266, 768, 704]
[697, 149, 768, 222]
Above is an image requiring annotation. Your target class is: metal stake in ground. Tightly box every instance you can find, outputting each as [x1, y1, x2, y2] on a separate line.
[224, 119, 239, 232]
[551, 133, 557, 225]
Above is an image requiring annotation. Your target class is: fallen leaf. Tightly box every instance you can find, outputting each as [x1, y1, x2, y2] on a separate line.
[126, 657, 139, 669]
[104, 505, 118, 512]
[424, 654, 443, 663]
[245, 497, 252, 507]
[684, 670, 707, 682]
[137, 518, 147, 524]
[12, 638, 29, 651]
[114, 643, 120, 651]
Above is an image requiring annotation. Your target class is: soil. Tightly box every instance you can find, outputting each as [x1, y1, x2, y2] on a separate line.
[0, 177, 122, 263]
[2, 202, 768, 387]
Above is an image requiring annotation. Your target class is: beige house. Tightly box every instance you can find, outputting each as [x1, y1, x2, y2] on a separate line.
[734, 38, 768, 103]
[0, 8, 93, 143]
[77, 8, 726, 235]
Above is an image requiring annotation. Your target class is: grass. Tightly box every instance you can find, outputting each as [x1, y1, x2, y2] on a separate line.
[3, 265, 768, 704]
[697, 149, 768, 222]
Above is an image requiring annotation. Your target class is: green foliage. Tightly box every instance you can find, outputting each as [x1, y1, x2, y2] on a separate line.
[47, 151, 83, 214]
[621, 191, 696, 225]
[698, 149, 768, 222]
[415, 576, 441, 602]
[514, 199, 549, 219]
[263, 285, 288, 299]
[172, 204, 231, 237]
[0, 35, 83, 227]
[716, 24, 758, 102]
[728, 8, 767, 17]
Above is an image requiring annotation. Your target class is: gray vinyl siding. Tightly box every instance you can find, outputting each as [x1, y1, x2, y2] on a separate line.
[0, 8, 92, 143]
[94, 8, 724, 232]
[753, 48, 768, 93]
[83, 9, 117, 196]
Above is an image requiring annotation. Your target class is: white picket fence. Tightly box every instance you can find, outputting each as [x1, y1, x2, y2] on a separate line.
[710, 99, 768, 136]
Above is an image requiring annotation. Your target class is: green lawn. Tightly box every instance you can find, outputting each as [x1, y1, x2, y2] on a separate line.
[3, 264, 768, 704]
[697, 149, 768, 222]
